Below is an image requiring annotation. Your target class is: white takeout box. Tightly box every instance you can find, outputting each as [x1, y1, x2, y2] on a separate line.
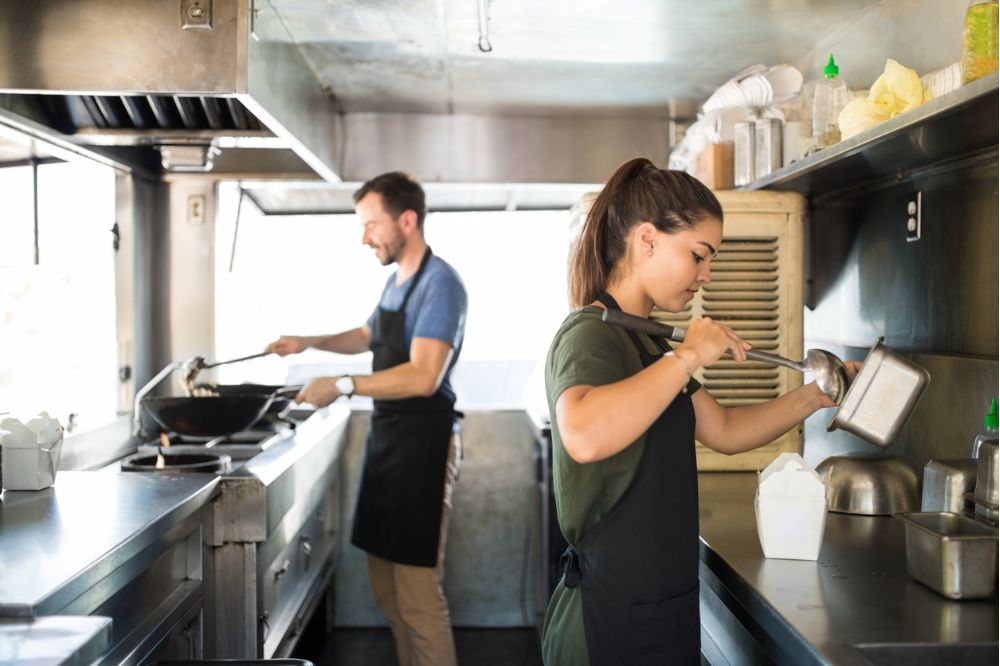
[755, 453, 827, 561]
[0, 412, 64, 491]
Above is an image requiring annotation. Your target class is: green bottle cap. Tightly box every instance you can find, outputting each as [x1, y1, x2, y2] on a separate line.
[986, 397, 999, 429]
[823, 53, 840, 79]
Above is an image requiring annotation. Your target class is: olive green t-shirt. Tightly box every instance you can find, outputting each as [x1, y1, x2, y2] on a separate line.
[541, 306, 701, 666]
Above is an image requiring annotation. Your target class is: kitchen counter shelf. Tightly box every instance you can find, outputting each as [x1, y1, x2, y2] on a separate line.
[741, 74, 998, 197]
[698, 473, 998, 666]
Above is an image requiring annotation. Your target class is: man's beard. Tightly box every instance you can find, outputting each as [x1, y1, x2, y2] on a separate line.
[379, 234, 405, 266]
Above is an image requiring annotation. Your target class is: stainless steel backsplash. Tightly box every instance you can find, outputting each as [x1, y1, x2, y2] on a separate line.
[801, 154, 999, 471]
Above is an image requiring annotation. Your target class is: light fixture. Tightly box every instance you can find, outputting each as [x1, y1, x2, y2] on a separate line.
[476, 0, 492, 53]
[158, 144, 221, 172]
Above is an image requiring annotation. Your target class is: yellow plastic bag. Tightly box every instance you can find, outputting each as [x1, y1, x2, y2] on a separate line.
[838, 59, 926, 140]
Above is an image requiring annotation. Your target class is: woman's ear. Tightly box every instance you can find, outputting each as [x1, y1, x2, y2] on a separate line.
[634, 221, 657, 256]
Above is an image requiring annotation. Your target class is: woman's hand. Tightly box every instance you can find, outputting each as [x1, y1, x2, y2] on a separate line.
[811, 360, 863, 408]
[676, 316, 751, 368]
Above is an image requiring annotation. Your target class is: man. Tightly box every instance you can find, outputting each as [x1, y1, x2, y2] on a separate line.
[266, 172, 467, 666]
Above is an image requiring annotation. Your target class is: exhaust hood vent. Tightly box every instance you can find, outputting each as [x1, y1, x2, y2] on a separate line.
[37, 94, 265, 134]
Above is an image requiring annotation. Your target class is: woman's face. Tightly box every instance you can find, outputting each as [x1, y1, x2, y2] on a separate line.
[640, 216, 722, 313]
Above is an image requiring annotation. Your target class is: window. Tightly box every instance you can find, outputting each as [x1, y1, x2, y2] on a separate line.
[0, 160, 118, 432]
[213, 186, 573, 408]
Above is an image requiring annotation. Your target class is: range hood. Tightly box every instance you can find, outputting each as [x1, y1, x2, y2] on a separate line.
[0, 0, 341, 181]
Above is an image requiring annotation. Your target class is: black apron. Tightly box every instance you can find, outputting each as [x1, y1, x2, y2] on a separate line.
[561, 292, 701, 665]
[351, 247, 457, 567]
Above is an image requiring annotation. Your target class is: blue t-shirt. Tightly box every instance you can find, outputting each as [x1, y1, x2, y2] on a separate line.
[367, 255, 467, 403]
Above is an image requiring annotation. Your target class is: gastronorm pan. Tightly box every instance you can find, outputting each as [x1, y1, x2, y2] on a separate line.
[828, 337, 930, 447]
[898, 512, 998, 600]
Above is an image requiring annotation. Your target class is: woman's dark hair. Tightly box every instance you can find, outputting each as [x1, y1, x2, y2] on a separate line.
[569, 158, 723, 308]
[353, 171, 427, 230]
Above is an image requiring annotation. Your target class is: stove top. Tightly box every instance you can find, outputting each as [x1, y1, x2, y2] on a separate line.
[132, 412, 305, 470]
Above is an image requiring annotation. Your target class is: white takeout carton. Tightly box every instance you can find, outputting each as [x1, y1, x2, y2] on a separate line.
[0, 412, 64, 491]
[755, 453, 827, 561]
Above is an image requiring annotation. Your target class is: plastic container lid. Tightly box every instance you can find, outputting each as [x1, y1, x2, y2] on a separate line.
[985, 397, 998, 429]
[823, 53, 840, 79]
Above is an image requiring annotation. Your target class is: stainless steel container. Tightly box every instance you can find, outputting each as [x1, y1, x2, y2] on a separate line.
[827, 337, 930, 447]
[754, 118, 782, 179]
[921, 459, 977, 513]
[816, 452, 919, 515]
[897, 512, 998, 600]
[975, 440, 998, 506]
[733, 121, 755, 186]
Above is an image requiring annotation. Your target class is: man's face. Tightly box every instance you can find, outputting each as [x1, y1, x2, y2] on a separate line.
[358, 192, 406, 266]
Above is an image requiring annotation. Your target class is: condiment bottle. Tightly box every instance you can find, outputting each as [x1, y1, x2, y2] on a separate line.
[811, 54, 850, 151]
[971, 397, 999, 458]
[962, 0, 999, 84]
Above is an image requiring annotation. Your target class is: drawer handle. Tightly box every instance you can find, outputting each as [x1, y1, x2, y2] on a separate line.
[274, 559, 290, 581]
[301, 535, 312, 569]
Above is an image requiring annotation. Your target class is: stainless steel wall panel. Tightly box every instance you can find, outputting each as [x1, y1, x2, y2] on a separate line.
[804, 158, 999, 357]
[339, 112, 670, 184]
[803, 156, 999, 469]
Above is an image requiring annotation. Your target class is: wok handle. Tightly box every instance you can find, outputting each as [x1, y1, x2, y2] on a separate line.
[274, 385, 303, 397]
[600, 308, 804, 370]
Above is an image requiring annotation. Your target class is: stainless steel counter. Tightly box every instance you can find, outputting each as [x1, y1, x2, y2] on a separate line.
[698, 473, 998, 665]
[0, 616, 112, 665]
[0, 472, 218, 617]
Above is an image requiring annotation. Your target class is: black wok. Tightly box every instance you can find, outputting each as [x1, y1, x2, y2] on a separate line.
[142, 386, 299, 437]
[193, 383, 294, 416]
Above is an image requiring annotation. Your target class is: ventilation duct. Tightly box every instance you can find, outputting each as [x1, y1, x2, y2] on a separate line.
[0, 0, 340, 181]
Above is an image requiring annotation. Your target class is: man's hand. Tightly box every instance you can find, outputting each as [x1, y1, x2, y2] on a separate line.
[266, 335, 310, 357]
[295, 377, 342, 407]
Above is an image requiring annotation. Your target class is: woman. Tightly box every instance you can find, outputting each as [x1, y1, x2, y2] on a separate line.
[543, 158, 856, 665]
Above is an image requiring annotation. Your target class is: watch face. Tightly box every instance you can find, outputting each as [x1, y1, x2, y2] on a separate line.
[336, 376, 354, 395]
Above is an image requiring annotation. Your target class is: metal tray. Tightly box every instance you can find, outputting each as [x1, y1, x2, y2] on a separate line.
[828, 337, 930, 447]
[897, 512, 998, 600]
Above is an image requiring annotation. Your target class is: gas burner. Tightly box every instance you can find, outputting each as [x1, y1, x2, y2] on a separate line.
[121, 450, 232, 474]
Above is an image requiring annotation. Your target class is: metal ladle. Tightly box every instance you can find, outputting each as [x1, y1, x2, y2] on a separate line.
[601, 309, 850, 404]
[180, 351, 271, 394]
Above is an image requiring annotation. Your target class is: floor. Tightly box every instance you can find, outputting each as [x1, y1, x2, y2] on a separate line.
[294, 626, 544, 666]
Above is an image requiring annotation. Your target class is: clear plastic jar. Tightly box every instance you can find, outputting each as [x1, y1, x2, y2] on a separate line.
[962, 0, 999, 84]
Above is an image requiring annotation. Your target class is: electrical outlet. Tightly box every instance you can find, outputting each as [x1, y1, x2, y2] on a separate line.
[906, 191, 921, 242]
[181, 0, 212, 30]
[187, 194, 206, 225]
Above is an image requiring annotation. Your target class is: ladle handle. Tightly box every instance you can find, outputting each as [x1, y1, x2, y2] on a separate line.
[600, 309, 805, 370]
[203, 351, 271, 370]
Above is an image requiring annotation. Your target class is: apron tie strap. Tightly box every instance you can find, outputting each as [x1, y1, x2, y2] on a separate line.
[560, 545, 581, 588]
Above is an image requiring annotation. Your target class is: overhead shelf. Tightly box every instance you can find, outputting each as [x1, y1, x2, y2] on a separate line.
[744, 74, 998, 196]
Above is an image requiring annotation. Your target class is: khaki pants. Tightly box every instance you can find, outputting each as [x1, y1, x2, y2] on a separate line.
[366, 432, 461, 666]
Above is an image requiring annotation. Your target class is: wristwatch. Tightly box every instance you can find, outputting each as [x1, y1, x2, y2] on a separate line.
[335, 375, 355, 398]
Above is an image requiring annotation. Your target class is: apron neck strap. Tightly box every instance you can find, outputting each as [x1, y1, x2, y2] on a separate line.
[597, 291, 667, 363]
[399, 246, 433, 310]
[596, 291, 621, 312]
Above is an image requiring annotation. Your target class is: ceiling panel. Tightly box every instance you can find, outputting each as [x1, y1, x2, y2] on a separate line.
[272, 0, 883, 116]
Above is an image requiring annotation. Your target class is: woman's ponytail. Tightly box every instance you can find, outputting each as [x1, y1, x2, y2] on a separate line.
[568, 157, 723, 309]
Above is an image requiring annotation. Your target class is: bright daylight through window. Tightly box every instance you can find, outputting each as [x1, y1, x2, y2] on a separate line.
[213, 185, 573, 409]
[0, 160, 118, 433]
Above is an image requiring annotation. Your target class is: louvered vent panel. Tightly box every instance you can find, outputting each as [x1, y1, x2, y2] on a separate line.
[652, 192, 806, 471]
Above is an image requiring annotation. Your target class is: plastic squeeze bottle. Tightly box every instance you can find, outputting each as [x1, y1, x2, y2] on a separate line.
[962, 0, 999, 84]
[971, 397, 999, 458]
[811, 54, 850, 151]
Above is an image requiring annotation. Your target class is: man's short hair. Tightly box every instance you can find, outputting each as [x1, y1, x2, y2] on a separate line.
[353, 172, 427, 230]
